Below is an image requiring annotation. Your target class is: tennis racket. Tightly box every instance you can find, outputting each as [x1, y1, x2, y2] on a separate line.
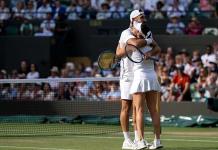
[125, 43, 158, 63]
[98, 51, 120, 70]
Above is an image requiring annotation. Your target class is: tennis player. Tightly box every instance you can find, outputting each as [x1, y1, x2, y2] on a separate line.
[130, 21, 163, 149]
[116, 10, 153, 150]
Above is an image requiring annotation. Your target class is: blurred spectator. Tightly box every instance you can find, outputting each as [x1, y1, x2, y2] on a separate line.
[0, 0, 10, 21]
[12, 0, 24, 20]
[175, 54, 184, 68]
[37, 0, 52, 19]
[160, 66, 171, 84]
[201, 45, 216, 67]
[56, 83, 70, 100]
[169, 66, 191, 102]
[10, 69, 18, 79]
[167, 0, 186, 18]
[75, 81, 89, 97]
[183, 53, 195, 77]
[192, 49, 201, 61]
[197, 67, 208, 88]
[166, 15, 185, 34]
[107, 82, 120, 100]
[96, 2, 111, 20]
[88, 82, 107, 101]
[206, 70, 218, 98]
[0, 83, 11, 100]
[109, 0, 125, 19]
[47, 66, 60, 90]
[43, 83, 55, 101]
[20, 18, 33, 35]
[27, 64, 40, 79]
[65, 62, 75, 77]
[66, 0, 82, 20]
[143, 0, 159, 16]
[30, 83, 43, 100]
[60, 68, 68, 78]
[22, 0, 36, 20]
[199, 0, 214, 16]
[0, 69, 7, 79]
[165, 57, 176, 77]
[185, 17, 204, 35]
[17, 84, 31, 100]
[35, 13, 56, 36]
[81, 0, 97, 19]
[164, 0, 192, 10]
[191, 83, 210, 102]
[191, 58, 203, 83]
[18, 60, 29, 79]
[150, 1, 165, 19]
[130, 0, 144, 10]
[84, 66, 93, 76]
[53, 0, 66, 20]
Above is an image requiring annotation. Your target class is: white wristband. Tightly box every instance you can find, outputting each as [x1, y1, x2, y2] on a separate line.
[145, 39, 152, 45]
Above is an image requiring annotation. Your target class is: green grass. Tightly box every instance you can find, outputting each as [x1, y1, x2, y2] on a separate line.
[0, 124, 218, 150]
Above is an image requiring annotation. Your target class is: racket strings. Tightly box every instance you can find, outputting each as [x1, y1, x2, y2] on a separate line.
[98, 52, 118, 70]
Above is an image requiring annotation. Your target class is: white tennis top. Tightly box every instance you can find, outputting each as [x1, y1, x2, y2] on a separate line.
[119, 28, 135, 81]
[131, 32, 156, 79]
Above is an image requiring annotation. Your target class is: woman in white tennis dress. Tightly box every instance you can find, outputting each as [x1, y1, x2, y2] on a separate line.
[130, 22, 163, 150]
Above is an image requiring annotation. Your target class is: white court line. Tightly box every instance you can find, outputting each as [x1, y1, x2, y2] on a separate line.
[72, 135, 218, 143]
[0, 146, 78, 150]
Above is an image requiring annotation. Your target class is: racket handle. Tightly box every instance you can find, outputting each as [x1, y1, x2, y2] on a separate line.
[148, 56, 159, 61]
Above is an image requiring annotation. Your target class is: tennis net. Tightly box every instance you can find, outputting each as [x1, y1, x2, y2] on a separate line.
[0, 77, 131, 136]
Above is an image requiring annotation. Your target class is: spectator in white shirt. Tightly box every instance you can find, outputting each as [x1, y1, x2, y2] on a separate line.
[201, 45, 216, 67]
[66, 0, 82, 20]
[47, 66, 60, 90]
[37, 0, 52, 19]
[130, 0, 144, 10]
[22, 0, 36, 20]
[166, 15, 185, 34]
[81, 0, 97, 19]
[43, 83, 55, 101]
[27, 64, 40, 79]
[35, 13, 56, 37]
[76, 82, 89, 97]
[0, 0, 10, 21]
[109, 0, 125, 19]
[96, 2, 111, 20]
[165, 0, 191, 10]
[144, 0, 158, 14]
[12, 1, 25, 20]
[167, 0, 186, 18]
[90, 0, 106, 10]
[107, 82, 120, 101]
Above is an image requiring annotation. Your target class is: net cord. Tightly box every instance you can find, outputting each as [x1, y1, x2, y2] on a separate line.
[0, 77, 120, 84]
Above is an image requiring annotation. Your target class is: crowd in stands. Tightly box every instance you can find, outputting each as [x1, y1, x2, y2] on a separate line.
[0, 42, 217, 102]
[0, 0, 218, 36]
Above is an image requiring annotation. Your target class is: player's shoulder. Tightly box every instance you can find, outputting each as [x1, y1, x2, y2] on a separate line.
[121, 28, 132, 36]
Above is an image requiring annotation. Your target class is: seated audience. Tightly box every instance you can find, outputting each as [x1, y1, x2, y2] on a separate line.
[185, 17, 204, 35]
[166, 15, 185, 35]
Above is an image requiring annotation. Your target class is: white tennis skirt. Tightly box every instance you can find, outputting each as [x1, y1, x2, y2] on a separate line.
[130, 75, 161, 94]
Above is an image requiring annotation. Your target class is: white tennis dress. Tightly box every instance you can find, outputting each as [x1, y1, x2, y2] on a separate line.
[119, 28, 135, 100]
[130, 35, 161, 94]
